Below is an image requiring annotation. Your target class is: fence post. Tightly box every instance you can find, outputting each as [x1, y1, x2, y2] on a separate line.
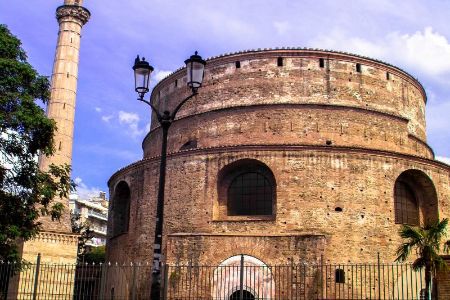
[239, 254, 244, 300]
[378, 252, 381, 300]
[162, 264, 169, 300]
[32, 253, 41, 300]
[320, 254, 324, 299]
[131, 262, 136, 300]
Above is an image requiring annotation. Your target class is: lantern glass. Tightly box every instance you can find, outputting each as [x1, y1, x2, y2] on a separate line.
[133, 56, 153, 98]
[185, 52, 206, 90]
[134, 67, 150, 93]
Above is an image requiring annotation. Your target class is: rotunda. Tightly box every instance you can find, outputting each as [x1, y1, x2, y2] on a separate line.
[106, 48, 450, 297]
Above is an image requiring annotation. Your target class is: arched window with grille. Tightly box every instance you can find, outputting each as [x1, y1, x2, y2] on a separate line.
[394, 180, 419, 225]
[218, 159, 276, 218]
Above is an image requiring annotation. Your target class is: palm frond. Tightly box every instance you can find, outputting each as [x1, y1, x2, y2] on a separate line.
[428, 218, 448, 244]
[395, 243, 412, 263]
[412, 257, 426, 271]
[399, 225, 423, 242]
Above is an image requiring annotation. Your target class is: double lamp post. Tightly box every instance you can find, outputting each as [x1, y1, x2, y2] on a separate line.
[132, 52, 206, 299]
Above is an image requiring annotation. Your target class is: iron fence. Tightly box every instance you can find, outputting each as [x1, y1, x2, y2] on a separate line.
[0, 257, 431, 300]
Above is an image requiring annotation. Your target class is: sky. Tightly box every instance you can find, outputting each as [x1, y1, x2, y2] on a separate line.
[0, 0, 449, 199]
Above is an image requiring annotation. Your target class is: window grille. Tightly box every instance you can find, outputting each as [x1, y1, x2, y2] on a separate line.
[394, 181, 419, 225]
[227, 172, 273, 216]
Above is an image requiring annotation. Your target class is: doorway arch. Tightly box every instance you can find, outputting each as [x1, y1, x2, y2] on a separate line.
[229, 289, 255, 300]
[212, 255, 274, 299]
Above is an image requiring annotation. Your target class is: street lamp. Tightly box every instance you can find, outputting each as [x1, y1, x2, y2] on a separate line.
[133, 51, 206, 299]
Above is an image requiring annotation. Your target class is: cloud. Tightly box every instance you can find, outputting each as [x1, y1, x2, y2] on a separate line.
[309, 27, 450, 78]
[273, 21, 290, 35]
[153, 69, 173, 84]
[95, 107, 102, 112]
[101, 115, 113, 123]
[73, 177, 103, 200]
[436, 156, 450, 166]
[118, 110, 147, 138]
[119, 111, 140, 124]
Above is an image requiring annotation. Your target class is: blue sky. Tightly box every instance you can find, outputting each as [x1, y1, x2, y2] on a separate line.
[1, 0, 449, 199]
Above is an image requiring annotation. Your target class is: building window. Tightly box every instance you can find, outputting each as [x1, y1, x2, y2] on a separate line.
[356, 63, 362, 73]
[335, 269, 345, 283]
[218, 159, 276, 218]
[394, 180, 419, 225]
[319, 58, 325, 68]
[235, 61, 241, 68]
[180, 139, 197, 151]
[277, 57, 283, 67]
[112, 181, 131, 236]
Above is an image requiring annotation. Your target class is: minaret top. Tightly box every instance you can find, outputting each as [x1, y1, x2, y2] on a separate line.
[57, 0, 90, 25]
[64, 0, 83, 5]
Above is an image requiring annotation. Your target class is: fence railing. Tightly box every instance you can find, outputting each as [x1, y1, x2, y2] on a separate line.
[0, 257, 430, 300]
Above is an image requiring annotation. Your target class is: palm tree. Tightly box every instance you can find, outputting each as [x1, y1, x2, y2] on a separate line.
[395, 218, 450, 299]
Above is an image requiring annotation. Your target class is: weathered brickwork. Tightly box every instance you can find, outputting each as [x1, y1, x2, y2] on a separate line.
[106, 49, 450, 297]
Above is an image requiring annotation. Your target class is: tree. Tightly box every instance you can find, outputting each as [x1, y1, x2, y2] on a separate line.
[83, 245, 106, 264]
[0, 24, 74, 262]
[395, 218, 450, 299]
[70, 211, 94, 262]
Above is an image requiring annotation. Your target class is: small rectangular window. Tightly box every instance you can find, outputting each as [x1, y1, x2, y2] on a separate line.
[356, 63, 362, 73]
[235, 61, 241, 68]
[319, 58, 325, 68]
[277, 57, 283, 67]
[335, 269, 345, 283]
[386, 72, 390, 80]
[174, 79, 178, 87]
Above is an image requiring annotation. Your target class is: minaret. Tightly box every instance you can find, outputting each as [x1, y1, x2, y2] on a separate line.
[21, 0, 90, 262]
[37, 0, 90, 233]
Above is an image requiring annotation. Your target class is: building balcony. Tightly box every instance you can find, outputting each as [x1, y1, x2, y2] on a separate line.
[88, 209, 108, 221]
[92, 227, 107, 236]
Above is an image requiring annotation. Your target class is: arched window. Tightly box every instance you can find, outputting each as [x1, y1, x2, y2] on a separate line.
[394, 181, 419, 225]
[393, 170, 438, 226]
[112, 181, 131, 236]
[218, 159, 276, 218]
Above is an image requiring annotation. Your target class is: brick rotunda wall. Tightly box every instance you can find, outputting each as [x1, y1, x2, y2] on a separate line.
[107, 49, 450, 268]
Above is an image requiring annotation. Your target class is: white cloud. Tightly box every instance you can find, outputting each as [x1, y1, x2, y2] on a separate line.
[118, 110, 146, 138]
[101, 115, 113, 123]
[436, 156, 450, 166]
[309, 27, 450, 78]
[273, 21, 290, 35]
[95, 107, 102, 113]
[73, 177, 102, 200]
[119, 111, 140, 124]
[153, 69, 173, 83]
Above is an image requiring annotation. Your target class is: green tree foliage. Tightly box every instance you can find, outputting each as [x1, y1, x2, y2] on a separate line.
[0, 24, 74, 262]
[83, 245, 105, 264]
[395, 218, 450, 299]
[70, 211, 94, 262]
